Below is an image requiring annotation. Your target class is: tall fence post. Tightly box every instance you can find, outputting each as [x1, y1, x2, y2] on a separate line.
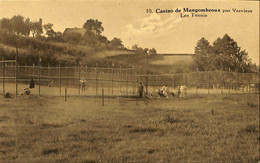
[120, 66, 122, 93]
[255, 70, 257, 94]
[65, 88, 67, 102]
[96, 64, 98, 96]
[102, 88, 104, 106]
[136, 67, 139, 96]
[47, 64, 50, 77]
[66, 62, 68, 88]
[2, 56, 5, 94]
[140, 68, 142, 81]
[32, 64, 35, 76]
[208, 71, 210, 94]
[59, 60, 61, 96]
[221, 70, 223, 94]
[228, 69, 231, 94]
[38, 58, 41, 96]
[173, 71, 175, 90]
[236, 72, 238, 94]
[126, 67, 128, 95]
[112, 66, 114, 95]
[248, 73, 250, 94]
[196, 68, 198, 94]
[15, 55, 18, 96]
[78, 63, 81, 96]
[132, 66, 135, 95]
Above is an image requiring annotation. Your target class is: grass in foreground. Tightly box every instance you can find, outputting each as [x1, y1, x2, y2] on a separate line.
[0, 94, 259, 162]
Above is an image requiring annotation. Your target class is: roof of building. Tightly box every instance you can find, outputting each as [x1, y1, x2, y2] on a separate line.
[63, 28, 86, 36]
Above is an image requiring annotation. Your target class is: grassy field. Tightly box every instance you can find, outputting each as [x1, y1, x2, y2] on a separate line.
[0, 94, 259, 162]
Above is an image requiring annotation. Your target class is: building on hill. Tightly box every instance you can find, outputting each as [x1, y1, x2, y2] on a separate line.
[63, 27, 86, 37]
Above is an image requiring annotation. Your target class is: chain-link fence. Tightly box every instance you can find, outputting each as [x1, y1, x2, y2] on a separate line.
[0, 62, 259, 97]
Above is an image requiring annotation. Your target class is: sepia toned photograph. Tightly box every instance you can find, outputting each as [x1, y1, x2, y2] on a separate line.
[0, 0, 259, 162]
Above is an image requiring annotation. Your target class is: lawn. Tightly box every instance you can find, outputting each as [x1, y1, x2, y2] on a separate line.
[0, 94, 259, 162]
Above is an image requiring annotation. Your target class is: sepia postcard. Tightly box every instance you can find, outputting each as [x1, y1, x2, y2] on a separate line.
[0, 0, 259, 162]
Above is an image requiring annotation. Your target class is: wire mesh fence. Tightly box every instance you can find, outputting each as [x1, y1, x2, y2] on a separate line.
[0, 62, 259, 97]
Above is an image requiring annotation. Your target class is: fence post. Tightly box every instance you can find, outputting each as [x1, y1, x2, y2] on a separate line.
[196, 68, 198, 94]
[228, 69, 231, 94]
[96, 64, 98, 96]
[32, 64, 34, 76]
[66, 62, 68, 88]
[255, 69, 257, 94]
[172, 71, 175, 90]
[65, 88, 67, 102]
[2, 56, 5, 94]
[132, 66, 135, 95]
[59, 59, 61, 96]
[140, 67, 142, 82]
[221, 70, 223, 94]
[15, 55, 18, 96]
[208, 71, 210, 94]
[47, 64, 50, 77]
[112, 66, 114, 95]
[136, 67, 139, 96]
[102, 88, 104, 106]
[126, 67, 128, 95]
[248, 73, 250, 94]
[119, 66, 122, 93]
[236, 72, 238, 94]
[38, 57, 41, 96]
[78, 63, 80, 96]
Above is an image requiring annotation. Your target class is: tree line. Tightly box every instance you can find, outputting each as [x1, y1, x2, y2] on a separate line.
[194, 34, 256, 73]
[0, 15, 156, 53]
[0, 15, 157, 66]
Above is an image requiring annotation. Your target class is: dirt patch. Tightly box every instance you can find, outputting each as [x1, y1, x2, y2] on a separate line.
[238, 124, 258, 135]
[160, 115, 183, 124]
[0, 116, 10, 122]
[42, 148, 60, 155]
[0, 140, 16, 148]
[131, 127, 157, 133]
[40, 123, 63, 129]
[0, 132, 10, 137]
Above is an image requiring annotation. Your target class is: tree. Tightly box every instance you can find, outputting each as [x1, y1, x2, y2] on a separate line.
[132, 44, 149, 55]
[83, 19, 104, 35]
[43, 23, 55, 38]
[96, 35, 108, 44]
[110, 37, 124, 49]
[24, 18, 31, 36]
[0, 18, 13, 33]
[148, 48, 157, 55]
[194, 34, 254, 72]
[194, 37, 212, 71]
[31, 19, 43, 37]
[10, 15, 26, 35]
[143, 48, 149, 54]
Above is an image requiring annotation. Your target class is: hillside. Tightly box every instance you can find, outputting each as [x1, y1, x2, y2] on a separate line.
[0, 32, 134, 67]
[0, 30, 195, 73]
[105, 53, 195, 73]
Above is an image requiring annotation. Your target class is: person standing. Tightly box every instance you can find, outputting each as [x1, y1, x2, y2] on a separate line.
[80, 77, 86, 92]
[29, 78, 35, 89]
[138, 82, 144, 98]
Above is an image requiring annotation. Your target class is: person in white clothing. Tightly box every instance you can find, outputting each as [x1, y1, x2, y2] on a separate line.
[180, 85, 187, 98]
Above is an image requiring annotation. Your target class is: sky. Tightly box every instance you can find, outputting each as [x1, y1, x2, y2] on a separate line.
[0, 0, 259, 64]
